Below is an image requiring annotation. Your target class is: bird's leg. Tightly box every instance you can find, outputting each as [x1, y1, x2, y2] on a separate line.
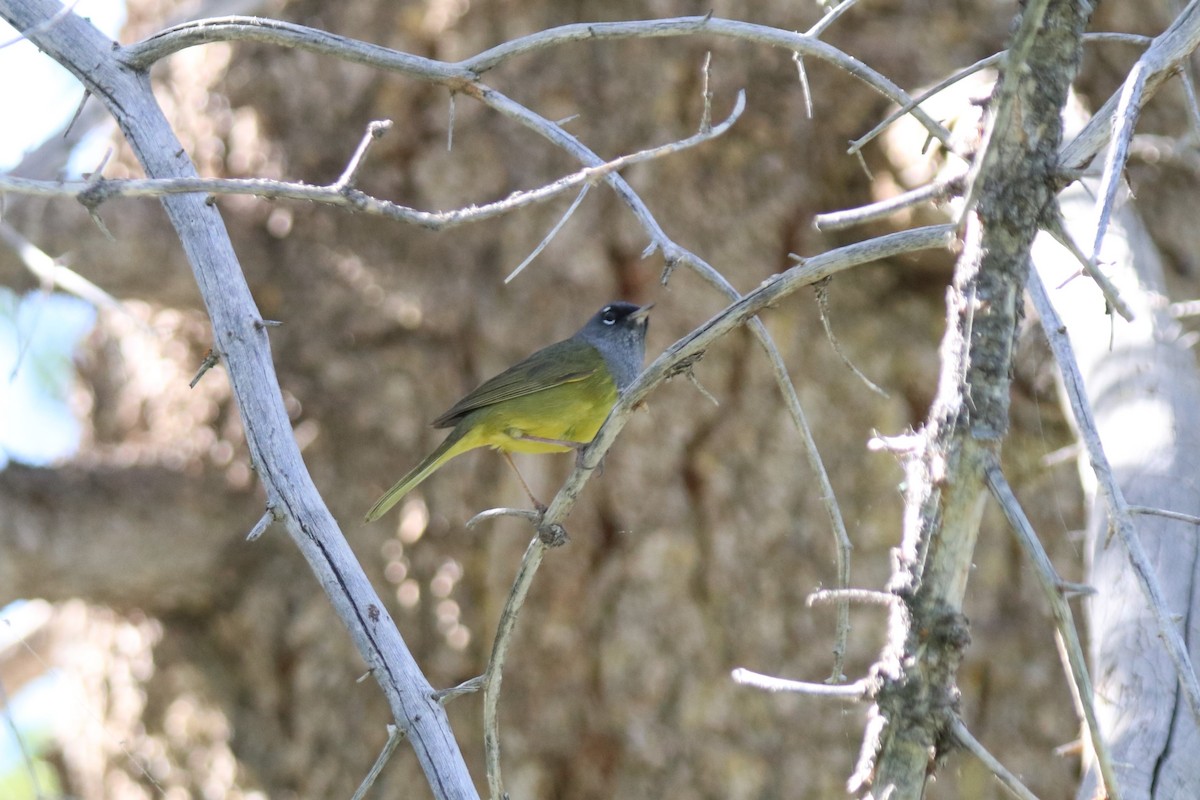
[501, 452, 545, 512]
[507, 431, 585, 450]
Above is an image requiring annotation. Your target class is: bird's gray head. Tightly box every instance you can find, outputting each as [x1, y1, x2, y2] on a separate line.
[577, 301, 652, 391]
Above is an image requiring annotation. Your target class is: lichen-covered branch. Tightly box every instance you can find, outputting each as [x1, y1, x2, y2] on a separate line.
[850, 1, 1091, 797]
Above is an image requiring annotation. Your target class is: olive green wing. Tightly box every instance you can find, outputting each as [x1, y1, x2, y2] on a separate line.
[431, 338, 600, 428]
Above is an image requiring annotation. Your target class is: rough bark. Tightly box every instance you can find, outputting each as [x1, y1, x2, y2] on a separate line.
[854, 2, 1090, 797]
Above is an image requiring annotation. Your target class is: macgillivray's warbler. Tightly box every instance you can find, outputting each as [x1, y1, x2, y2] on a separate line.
[364, 301, 652, 521]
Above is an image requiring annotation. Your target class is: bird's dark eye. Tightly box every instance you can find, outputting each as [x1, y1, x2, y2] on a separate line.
[602, 307, 617, 325]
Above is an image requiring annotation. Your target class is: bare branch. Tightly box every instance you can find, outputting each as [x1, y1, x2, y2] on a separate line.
[949, 717, 1044, 800]
[0, 2, 478, 796]
[4, 94, 745, 230]
[504, 185, 589, 284]
[334, 119, 393, 189]
[482, 536, 552, 800]
[350, 725, 405, 800]
[806, 0, 861, 39]
[813, 175, 963, 231]
[812, 277, 889, 397]
[464, 507, 542, 530]
[1060, 0, 1200, 170]
[1040, 206, 1135, 321]
[849, 52, 1004, 156]
[1127, 504, 1200, 526]
[123, 15, 955, 152]
[0, 219, 124, 313]
[1090, 60, 1147, 262]
[245, 507, 276, 542]
[434, 676, 485, 705]
[984, 458, 1121, 800]
[807, 588, 896, 608]
[731, 668, 872, 699]
[1028, 270, 1200, 730]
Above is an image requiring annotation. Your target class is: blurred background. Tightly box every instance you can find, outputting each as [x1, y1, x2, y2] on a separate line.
[2, 1, 1197, 797]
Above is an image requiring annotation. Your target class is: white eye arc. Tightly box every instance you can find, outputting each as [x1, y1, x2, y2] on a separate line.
[602, 307, 617, 325]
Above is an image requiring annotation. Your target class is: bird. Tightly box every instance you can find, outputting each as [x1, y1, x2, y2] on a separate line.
[364, 301, 652, 521]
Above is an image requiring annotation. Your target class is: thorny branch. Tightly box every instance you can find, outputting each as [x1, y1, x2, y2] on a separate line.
[984, 458, 1119, 797]
[0, 6, 953, 798]
[118, 16, 976, 691]
[1028, 270, 1200, 731]
[0, 95, 745, 229]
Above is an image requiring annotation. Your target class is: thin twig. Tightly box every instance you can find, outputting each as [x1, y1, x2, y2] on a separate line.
[1060, 0, 1200, 171]
[849, 51, 1004, 156]
[189, 349, 220, 388]
[0, 0, 79, 48]
[1180, 69, 1200, 137]
[1029, 270, 1200, 730]
[434, 675, 485, 704]
[984, 457, 1120, 800]
[1056, 580, 1097, 597]
[6, 93, 745, 231]
[1083, 32, 1155, 47]
[465, 507, 542, 530]
[792, 54, 814, 119]
[684, 368, 719, 406]
[731, 668, 871, 699]
[0, 220, 125, 313]
[866, 431, 923, 453]
[699, 51, 714, 132]
[813, 174, 964, 231]
[245, 506, 276, 541]
[335, 119, 392, 189]
[806, 0, 861, 39]
[504, 185, 590, 284]
[63, 88, 90, 139]
[123, 16, 955, 152]
[1041, 206, 1135, 321]
[949, 717, 1043, 800]
[1090, 60, 1147, 263]
[1127, 504, 1200, 526]
[807, 588, 896, 607]
[483, 537, 549, 800]
[812, 277, 889, 397]
[9, 285, 48, 381]
[350, 725, 406, 800]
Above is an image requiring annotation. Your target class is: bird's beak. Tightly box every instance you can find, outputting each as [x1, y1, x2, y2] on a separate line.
[630, 303, 654, 323]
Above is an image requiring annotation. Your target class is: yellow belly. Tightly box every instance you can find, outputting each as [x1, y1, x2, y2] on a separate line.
[458, 369, 619, 455]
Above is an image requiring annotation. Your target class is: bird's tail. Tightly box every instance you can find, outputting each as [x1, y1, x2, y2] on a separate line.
[364, 426, 472, 522]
